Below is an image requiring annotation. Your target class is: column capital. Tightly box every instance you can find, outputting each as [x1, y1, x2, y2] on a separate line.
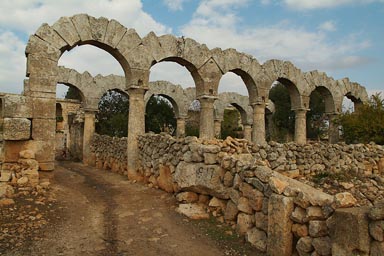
[197, 95, 218, 101]
[83, 108, 98, 114]
[126, 86, 148, 95]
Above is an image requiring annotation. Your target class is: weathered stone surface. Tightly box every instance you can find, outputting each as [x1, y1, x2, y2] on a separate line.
[268, 194, 294, 256]
[369, 220, 384, 242]
[296, 236, 313, 254]
[22, 169, 39, 187]
[312, 236, 331, 256]
[327, 207, 370, 255]
[3, 118, 31, 140]
[292, 223, 308, 237]
[291, 206, 307, 223]
[17, 176, 29, 186]
[269, 176, 289, 194]
[208, 197, 227, 210]
[176, 191, 199, 203]
[0, 198, 15, 206]
[308, 220, 328, 237]
[0, 183, 14, 198]
[2, 95, 32, 118]
[306, 206, 325, 220]
[370, 241, 384, 256]
[19, 150, 35, 159]
[0, 170, 12, 182]
[157, 165, 174, 193]
[236, 213, 254, 235]
[246, 228, 267, 252]
[175, 203, 209, 220]
[224, 200, 239, 221]
[52, 16, 80, 47]
[237, 197, 253, 214]
[255, 211, 268, 232]
[174, 162, 228, 199]
[369, 201, 384, 220]
[334, 192, 357, 208]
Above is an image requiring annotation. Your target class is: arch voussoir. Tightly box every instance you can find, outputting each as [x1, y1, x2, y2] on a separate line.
[104, 19, 128, 49]
[52, 16, 81, 48]
[34, 23, 68, 51]
[71, 14, 93, 42]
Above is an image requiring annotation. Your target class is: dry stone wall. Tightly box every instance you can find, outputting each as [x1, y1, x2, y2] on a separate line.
[90, 133, 384, 255]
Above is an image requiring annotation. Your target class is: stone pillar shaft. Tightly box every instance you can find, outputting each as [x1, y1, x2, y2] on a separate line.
[176, 118, 186, 138]
[127, 87, 146, 180]
[294, 109, 307, 144]
[83, 110, 96, 166]
[252, 103, 266, 145]
[214, 119, 222, 139]
[199, 96, 216, 139]
[243, 124, 252, 141]
[328, 113, 339, 144]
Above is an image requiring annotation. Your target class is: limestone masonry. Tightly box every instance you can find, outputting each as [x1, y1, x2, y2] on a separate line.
[0, 14, 382, 255]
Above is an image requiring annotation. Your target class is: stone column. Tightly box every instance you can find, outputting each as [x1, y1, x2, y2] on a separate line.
[328, 113, 339, 144]
[243, 124, 252, 142]
[252, 103, 266, 145]
[82, 109, 97, 166]
[199, 96, 216, 139]
[127, 87, 147, 180]
[214, 119, 222, 139]
[294, 108, 307, 144]
[176, 117, 186, 138]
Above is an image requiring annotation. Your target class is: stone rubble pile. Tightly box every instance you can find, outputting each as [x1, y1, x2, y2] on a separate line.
[90, 133, 384, 255]
[0, 150, 50, 206]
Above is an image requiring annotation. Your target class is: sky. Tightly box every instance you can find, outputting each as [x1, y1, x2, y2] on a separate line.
[0, 0, 383, 99]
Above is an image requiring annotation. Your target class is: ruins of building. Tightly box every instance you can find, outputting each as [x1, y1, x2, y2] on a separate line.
[1, 14, 381, 255]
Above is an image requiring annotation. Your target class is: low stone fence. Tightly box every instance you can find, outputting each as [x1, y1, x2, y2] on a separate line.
[90, 134, 127, 175]
[90, 133, 384, 255]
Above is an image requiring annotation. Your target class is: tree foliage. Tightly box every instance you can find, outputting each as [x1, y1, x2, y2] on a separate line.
[221, 107, 242, 139]
[65, 86, 82, 101]
[96, 90, 129, 137]
[307, 90, 327, 140]
[268, 83, 295, 142]
[338, 93, 384, 144]
[145, 95, 176, 135]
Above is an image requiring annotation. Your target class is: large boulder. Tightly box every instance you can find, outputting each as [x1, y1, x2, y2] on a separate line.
[174, 161, 228, 199]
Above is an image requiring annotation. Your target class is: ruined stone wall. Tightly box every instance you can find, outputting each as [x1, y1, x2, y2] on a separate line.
[90, 133, 384, 255]
[90, 134, 127, 175]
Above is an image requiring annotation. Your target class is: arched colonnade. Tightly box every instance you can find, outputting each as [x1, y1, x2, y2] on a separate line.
[24, 14, 369, 177]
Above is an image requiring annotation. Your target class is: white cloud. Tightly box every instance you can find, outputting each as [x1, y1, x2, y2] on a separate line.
[0, 30, 27, 94]
[282, 0, 384, 10]
[181, 1, 372, 80]
[163, 0, 186, 11]
[318, 21, 337, 32]
[0, 0, 172, 94]
[149, 62, 195, 88]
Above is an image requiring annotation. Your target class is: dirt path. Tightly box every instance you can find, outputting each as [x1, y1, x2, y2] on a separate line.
[5, 161, 257, 256]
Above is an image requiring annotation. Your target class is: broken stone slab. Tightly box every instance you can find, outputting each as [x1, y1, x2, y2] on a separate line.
[175, 203, 209, 220]
[174, 161, 228, 199]
[0, 170, 12, 182]
[3, 118, 31, 140]
[327, 207, 370, 255]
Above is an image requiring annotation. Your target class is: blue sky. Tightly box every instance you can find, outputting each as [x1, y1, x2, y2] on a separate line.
[0, 0, 383, 98]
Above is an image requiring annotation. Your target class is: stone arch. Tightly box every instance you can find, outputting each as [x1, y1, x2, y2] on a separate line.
[212, 48, 261, 104]
[308, 86, 335, 114]
[25, 14, 139, 170]
[339, 78, 369, 111]
[150, 57, 204, 97]
[145, 93, 180, 118]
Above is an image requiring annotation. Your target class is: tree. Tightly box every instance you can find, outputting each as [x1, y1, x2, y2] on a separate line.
[307, 90, 327, 140]
[65, 86, 82, 101]
[145, 95, 176, 135]
[96, 90, 129, 137]
[269, 83, 295, 142]
[221, 107, 242, 139]
[338, 93, 384, 144]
